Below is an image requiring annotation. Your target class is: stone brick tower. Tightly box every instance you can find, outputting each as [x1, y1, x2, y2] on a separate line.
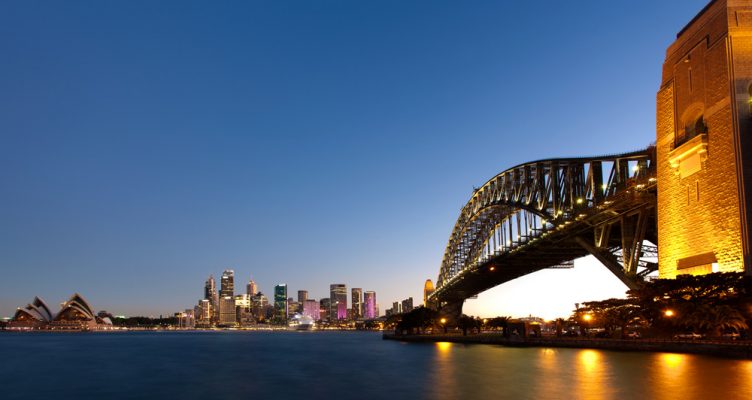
[657, 0, 752, 277]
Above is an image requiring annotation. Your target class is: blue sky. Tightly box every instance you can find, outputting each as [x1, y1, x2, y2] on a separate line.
[1, 0, 709, 317]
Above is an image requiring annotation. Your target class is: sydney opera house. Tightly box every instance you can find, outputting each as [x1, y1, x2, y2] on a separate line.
[8, 293, 113, 330]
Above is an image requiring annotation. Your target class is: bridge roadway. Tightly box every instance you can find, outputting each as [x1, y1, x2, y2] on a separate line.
[428, 148, 657, 321]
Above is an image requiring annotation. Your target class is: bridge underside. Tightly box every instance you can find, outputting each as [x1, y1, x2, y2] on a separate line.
[434, 189, 657, 320]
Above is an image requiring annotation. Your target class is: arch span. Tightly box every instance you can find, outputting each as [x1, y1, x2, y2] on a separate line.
[429, 148, 658, 319]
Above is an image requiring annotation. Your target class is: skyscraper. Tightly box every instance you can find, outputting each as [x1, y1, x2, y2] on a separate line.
[274, 284, 288, 323]
[219, 296, 236, 326]
[204, 275, 216, 301]
[197, 298, 212, 327]
[287, 297, 299, 316]
[205, 275, 218, 323]
[247, 279, 257, 296]
[351, 288, 362, 319]
[364, 291, 376, 319]
[297, 290, 308, 303]
[220, 269, 234, 298]
[320, 298, 330, 321]
[423, 279, 435, 307]
[329, 284, 347, 321]
[401, 297, 413, 314]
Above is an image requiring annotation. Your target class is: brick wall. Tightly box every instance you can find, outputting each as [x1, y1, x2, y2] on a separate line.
[657, 0, 750, 277]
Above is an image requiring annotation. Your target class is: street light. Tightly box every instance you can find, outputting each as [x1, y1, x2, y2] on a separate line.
[440, 318, 447, 334]
[582, 313, 593, 336]
[664, 309, 674, 317]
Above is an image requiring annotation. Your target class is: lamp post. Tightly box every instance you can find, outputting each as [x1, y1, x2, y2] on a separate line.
[440, 317, 447, 334]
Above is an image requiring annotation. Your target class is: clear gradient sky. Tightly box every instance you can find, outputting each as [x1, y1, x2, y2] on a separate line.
[1, 0, 710, 318]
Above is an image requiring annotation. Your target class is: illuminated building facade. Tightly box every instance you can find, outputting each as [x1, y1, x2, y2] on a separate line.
[303, 299, 319, 320]
[205, 275, 218, 322]
[657, 0, 752, 277]
[351, 288, 362, 319]
[218, 296, 236, 326]
[247, 279, 257, 296]
[363, 291, 376, 319]
[287, 298, 299, 315]
[197, 299, 212, 327]
[274, 284, 288, 322]
[220, 269, 235, 298]
[423, 280, 434, 307]
[329, 284, 347, 321]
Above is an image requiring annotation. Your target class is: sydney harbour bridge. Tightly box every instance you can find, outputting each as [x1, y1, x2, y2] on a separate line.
[426, 149, 659, 319]
[426, 0, 752, 320]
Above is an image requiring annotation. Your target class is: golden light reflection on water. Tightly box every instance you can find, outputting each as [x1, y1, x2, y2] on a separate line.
[574, 349, 614, 400]
[436, 341, 452, 354]
[659, 353, 686, 369]
[432, 342, 457, 400]
[650, 352, 690, 399]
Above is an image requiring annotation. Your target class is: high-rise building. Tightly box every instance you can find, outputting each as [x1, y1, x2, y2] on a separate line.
[351, 288, 362, 320]
[204, 275, 216, 301]
[235, 294, 251, 312]
[251, 292, 269, 320]
[423, 279, 435, 306]
[297, 290, 308, 303]
[287, 297, 299, 316]
[401, 297, 414, 314]
[204, 275, 218, 323]
[329, 284, 347, 321]
[197, 299, 212, 327]
[219, 296, 236, 326]
[320, 298, 330, 321]
[220, 269, 235, 298]
[247, 279, 258, 296]
[363, 291, 376, 319]
[235, 294, 254, 327]
[274, 284, 288, 323]
[303, 299, 319, 320]
[392, 301, 401, 315]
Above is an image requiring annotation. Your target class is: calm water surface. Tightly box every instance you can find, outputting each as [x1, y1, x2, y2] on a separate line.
[1, 331, 751, 399]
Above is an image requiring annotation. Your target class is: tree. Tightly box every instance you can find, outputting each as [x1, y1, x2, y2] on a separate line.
[457, 314, 481, 336]
[488, 316, 511, 334]
[396, 307, 438, 335]
[683, 304, 748, 337]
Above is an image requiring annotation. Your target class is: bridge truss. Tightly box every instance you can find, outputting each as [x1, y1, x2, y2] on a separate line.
[429, 148, 657, 311]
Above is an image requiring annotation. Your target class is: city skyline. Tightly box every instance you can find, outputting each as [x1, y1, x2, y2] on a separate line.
[1, 1, 711, 318]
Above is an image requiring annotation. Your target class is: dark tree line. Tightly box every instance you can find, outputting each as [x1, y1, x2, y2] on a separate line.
[573, 272, 751, 338]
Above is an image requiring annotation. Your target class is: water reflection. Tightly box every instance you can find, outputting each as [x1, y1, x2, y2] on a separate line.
[2, 332, 751, 399]
[432, 342, 458, 400]
[574, 349, 615, 400]
[435, 341, 452, 355]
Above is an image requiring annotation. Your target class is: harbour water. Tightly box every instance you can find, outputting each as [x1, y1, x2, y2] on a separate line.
[1, 331, 751, 399]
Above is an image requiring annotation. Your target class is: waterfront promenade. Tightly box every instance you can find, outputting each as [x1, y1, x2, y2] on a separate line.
[383, 332, 752, 359]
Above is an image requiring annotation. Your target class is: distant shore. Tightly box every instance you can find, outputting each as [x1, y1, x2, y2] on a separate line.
[383, 333, 752, 359]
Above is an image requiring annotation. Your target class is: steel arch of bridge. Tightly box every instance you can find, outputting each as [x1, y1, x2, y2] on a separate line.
[429, 148, 657, 309]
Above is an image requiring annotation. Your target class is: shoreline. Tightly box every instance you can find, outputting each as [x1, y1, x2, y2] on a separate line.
[382, 333, 752, 360]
